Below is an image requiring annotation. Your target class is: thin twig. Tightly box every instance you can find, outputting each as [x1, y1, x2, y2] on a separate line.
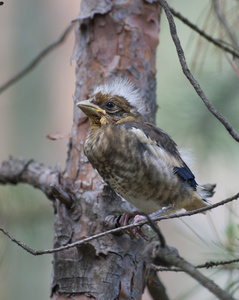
[197, 258, 239, 269]
[0, 192, 238, 256]
[157, 257, 239, 272]
[169, 6, 239, 59]
[146, 242, 236, 300]
[156, 192, 239, 220]
[158, 0, 239, 142]
[0, 22, 75, 94]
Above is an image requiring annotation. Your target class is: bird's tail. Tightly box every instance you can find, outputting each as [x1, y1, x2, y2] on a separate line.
[184, 183, 216, 212]
[198, 183, 216, 200]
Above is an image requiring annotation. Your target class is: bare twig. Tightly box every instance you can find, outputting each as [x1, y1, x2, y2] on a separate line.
[1, 192, 238, 256]
[169, 6, 239, 59]
[0, 22, 75, 94]
[156, 192, 239, 220]
[0, 227, 39, 255]
[158, 0, 239, 142]
[197, 258, 239, 269]
[144, 241, 236, 300]
[157, 257, 239, 272]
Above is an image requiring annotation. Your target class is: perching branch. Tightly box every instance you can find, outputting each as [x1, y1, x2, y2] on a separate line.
[157, 192, 239, 220]
[1, 192, 238, 256]
[0, 22, 75, 94]
[169, 6, 239, 59]
[159, 0, 239, 142]
[1, 190, 238, 299]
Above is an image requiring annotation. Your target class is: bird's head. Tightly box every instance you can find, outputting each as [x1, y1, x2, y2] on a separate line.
[77, 78, 145, 129]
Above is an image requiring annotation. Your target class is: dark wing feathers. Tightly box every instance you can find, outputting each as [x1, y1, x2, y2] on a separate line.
[173, 166, 197, 189]
[122, 121, 197, 189]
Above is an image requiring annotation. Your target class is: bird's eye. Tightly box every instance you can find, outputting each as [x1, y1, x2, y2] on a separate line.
[106, 101, 115, 109]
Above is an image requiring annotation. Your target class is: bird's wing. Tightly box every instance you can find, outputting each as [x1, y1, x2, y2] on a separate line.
[123, 122, 197, 189]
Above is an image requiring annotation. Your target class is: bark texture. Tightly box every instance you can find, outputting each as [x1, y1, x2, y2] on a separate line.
[51, 1, 161, 299]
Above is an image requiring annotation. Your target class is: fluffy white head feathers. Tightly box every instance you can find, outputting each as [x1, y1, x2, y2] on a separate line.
[92, 78, 146, 115]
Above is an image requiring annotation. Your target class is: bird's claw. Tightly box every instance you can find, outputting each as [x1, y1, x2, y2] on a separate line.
[118, 212, 148, 240]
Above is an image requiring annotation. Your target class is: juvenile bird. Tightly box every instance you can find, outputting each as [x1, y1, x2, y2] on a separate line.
[77, 79, 214, 222]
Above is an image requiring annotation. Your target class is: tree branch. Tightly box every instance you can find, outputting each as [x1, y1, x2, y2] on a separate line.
[169, 6, 239, 59]
[158, 0, 239, 142]
[0, 22, 75, 94]
[157, 256, 239, 272]
[0, 192, 238, 299]
[197, 258, 239, 269]
[156, 192, 239, 220]
[144, 241, 236, 300]
[1, 192, 238, 256]
[0, 157, 59, 200]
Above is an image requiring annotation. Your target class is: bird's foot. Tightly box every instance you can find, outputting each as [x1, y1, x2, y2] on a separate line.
[117, 206, 173, 239]
[128, 206, 172, 238]
[118, 212, 147, 239]
[118, 212, 138, 227]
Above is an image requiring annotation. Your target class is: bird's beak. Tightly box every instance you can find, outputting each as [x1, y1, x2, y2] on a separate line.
[77, 99, 106, 117]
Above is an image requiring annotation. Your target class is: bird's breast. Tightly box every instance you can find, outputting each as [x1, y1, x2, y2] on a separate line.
[84, 124, 192, 213]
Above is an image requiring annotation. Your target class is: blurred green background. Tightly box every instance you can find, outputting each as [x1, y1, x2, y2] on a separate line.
[0, 0, 238, 299]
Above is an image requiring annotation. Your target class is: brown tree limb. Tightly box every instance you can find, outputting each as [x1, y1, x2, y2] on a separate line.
[158, 0, 239, 142]
[169, 6, 239, 59]
[0, 156, 60, 200]
[0, 22, 75, 94]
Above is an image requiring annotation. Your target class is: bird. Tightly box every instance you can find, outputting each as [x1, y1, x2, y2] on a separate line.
[77, 78, 215, 224]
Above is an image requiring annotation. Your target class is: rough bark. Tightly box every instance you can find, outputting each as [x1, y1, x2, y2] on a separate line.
[0, 157, 59, 198]
[50, 1, 161, 299]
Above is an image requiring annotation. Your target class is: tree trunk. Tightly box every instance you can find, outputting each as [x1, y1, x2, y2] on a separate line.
[51, 1, 161, 299]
